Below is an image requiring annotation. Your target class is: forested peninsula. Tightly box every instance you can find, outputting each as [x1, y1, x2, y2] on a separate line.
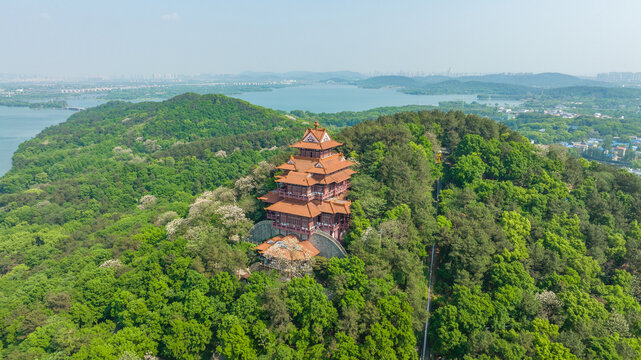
[1, 93, 641, 359]
[0, 98, 68, 109]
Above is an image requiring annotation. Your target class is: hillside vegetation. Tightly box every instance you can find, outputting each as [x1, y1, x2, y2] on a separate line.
[1, 94, 641, 359]
[354, 73, 641, 101]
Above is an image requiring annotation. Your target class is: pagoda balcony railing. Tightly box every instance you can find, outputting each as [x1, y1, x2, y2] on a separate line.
[317, 223, 340, 230]
[313, 191, 334, 200]
[278, 189, 314, 201]
[276, 181, 352, 202]
[272, 222, 315, 235]
[313, 187, 349, 200]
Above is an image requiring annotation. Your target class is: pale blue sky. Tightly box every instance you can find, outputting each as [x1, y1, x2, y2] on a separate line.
[1, 0, 639, 76]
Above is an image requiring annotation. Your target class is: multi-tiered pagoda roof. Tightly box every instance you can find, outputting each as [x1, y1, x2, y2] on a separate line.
[258, 122, 356, 241]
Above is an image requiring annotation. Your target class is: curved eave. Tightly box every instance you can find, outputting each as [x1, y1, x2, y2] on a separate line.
[289, 140, 343, 150]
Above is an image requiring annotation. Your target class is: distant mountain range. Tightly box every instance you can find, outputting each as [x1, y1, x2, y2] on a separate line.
[207, 71, 610, 88]
[186, 71, 641, 100]
[199, 71, 367, 82]
[445, 72, 607, 88]
[352, 72, 641, 98]
[357, 72, 609, 88]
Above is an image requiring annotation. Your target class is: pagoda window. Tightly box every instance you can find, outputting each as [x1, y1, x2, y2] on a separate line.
[321, 213, 332, 225]
[302, 149, 320, 158]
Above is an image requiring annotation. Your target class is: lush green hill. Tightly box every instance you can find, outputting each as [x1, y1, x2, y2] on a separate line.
[404, 80, 535, 96]
[0, 94, 425, 359]
[357, 73, 609, 91]
[457, 73, 608, 88]
[341, 111, 641, 359]
[541, 86, 641, 100]
[355, 75, 421, 89]
[2, 93, 302, 194]
[355, 76, 536, 97]
[2, 95, 641, 359]
[355, 73, 617, 98]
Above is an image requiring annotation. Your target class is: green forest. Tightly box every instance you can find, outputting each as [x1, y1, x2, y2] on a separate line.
[0, 98, 68, 109]
[503, 112, 641, 144]
[1, 93, 641, 359]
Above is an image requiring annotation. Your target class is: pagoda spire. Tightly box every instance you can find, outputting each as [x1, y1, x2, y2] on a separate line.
[313, 121, 319, 129]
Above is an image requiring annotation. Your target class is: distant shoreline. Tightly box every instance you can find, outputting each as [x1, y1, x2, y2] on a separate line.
[0, 98, 68, 109]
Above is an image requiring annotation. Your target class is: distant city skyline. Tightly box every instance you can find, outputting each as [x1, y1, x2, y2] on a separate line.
[2, 0, 640, 77]
[5, 71, 641, 83]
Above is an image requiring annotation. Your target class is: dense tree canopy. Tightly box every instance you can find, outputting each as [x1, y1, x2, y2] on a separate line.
[1, 94, 641, 359]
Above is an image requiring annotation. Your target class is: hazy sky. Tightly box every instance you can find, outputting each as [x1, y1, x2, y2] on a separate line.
[2, 0, 640, 77]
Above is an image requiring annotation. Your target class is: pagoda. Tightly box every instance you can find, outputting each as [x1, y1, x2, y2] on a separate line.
[258, 122, 356, 241]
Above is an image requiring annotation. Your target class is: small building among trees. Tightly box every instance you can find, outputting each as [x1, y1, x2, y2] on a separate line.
[255, 235, 320, 277]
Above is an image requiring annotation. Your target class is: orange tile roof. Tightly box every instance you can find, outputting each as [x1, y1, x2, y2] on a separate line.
[266, 198, 321, 218]
[298, 241, 320, 257]
[275, 171, 320, 186]
[265, 198, 351, 217]
[258, 191, 280, 204]
[315, 155, 356, 174]
[256, 235, 320, 261]
[306, 125, 329, 142]
[255, 235, 283, 251]
[290, 140, 343, 150]
[276, 161, 296, 171]
[290, 125, 343, 150]
[309, 124, 328, 142]
[317, 199, 351, 214]
[276, 154, 356, 175]
[320, 168, 356, 184]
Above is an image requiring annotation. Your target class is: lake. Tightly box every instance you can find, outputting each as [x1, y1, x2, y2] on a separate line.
[0, 106, 76, 176]
[0, 85, 520, 175]
[235, 84, 519, 113]
[0, 97, 105, 176]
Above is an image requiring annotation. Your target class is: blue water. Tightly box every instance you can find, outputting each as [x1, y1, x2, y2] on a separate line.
[0, 85, 521, 175]
[235, 84, 520, 113]
[0, 97, 104, 175]
[0, 106, 76, 176]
